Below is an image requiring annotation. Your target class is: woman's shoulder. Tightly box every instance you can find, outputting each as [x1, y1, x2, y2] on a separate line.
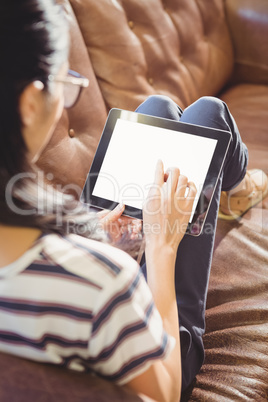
[40, 233, 140, 286]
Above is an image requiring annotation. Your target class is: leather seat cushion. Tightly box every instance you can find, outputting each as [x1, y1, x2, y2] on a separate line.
[182, 209, 268, 401]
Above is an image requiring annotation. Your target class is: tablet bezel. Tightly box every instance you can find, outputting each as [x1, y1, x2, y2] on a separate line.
[82, 108, 231, 236]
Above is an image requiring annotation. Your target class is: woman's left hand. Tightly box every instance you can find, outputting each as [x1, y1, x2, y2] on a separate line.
[97, 204, 142, 243]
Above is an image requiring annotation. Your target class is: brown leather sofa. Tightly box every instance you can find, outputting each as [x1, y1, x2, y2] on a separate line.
[1, 0, 267, 401]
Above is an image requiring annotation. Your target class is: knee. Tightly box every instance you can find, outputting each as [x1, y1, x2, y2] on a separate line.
[137, 95, 181, 120]
[144, 94, 174, 109]
[183, 96, 231, 132]
[194, 96, 226, 114]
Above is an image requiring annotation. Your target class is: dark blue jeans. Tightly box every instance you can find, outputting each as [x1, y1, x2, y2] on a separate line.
[136, 95, 248, 391]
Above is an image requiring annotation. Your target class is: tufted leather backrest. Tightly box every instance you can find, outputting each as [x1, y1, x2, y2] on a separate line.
[38, 0, 235, 190]
[70, 0, 234, 110]
[225, 0, 268, 86]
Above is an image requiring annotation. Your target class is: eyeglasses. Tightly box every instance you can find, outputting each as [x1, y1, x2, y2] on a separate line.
[48, 69, 89, 108]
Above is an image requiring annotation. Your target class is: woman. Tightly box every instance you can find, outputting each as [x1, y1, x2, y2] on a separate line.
[0, 1, 266, 401]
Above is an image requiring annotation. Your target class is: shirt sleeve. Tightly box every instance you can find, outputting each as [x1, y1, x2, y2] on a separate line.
[87, 255, 176, 385]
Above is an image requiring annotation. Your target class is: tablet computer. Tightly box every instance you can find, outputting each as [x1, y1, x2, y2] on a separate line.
[82, 108, 231, 236]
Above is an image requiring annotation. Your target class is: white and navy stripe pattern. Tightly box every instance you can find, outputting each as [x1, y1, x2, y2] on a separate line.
[0, 233, 175, 384]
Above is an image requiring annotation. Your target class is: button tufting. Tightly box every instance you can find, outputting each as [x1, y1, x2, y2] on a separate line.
[148, 77, 154, 86]
[128, 21, 134, 29]
[69, 128, 75, 138]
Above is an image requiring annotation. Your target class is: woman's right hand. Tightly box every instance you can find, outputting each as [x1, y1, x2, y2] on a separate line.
[126, 161, 197, 401]
[143, 160, 197, 254]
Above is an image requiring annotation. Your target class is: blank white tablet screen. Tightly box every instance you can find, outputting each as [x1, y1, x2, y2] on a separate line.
[92, 117, 217, 222]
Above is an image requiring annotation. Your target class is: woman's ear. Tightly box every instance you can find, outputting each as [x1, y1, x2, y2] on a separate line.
[19, 81, 45, 127]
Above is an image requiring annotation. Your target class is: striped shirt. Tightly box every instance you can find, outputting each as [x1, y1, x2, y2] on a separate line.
[0, 233, 175, 385]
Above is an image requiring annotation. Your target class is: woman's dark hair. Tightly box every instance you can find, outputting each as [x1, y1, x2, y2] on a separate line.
[0, 0, 102, 239]
[0, 0, 141, 255]
[0, 0, 68, 175]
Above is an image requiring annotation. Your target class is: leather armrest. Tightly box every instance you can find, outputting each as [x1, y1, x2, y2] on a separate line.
[0, 352, 153, 402]
[225, 0, 268, 85]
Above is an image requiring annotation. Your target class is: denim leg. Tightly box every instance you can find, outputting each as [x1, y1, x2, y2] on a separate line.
[137, 95, 248, 391]
[136, 94, 183, 120]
